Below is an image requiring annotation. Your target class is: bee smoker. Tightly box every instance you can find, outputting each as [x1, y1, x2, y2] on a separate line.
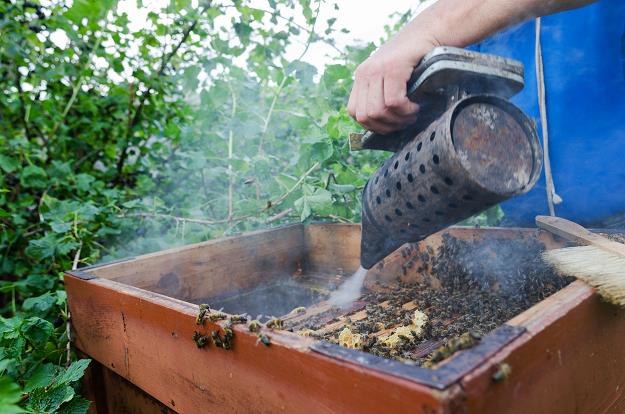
[351, 47, 543, 269]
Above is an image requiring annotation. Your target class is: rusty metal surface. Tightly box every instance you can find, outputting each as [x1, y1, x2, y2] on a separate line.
[359, 96, 542, 269]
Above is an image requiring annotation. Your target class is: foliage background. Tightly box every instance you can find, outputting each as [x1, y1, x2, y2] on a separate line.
[0, 0, 498, 411]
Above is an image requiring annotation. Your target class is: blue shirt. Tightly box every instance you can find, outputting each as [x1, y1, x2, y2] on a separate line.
[473, 0, 625, 226]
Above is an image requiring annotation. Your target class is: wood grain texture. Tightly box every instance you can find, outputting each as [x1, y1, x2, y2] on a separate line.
[302, 224, 361, 272]
[82, 359, 175, 414]
[65, 275, 457, 414]
[84, 224, 306, 302]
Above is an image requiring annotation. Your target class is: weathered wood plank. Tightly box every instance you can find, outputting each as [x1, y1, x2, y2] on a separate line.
[84, 224, 307, 302]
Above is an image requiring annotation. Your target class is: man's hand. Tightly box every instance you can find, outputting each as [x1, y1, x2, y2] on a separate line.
[348, 0, 596, 135]
[347, 35, 436, 135]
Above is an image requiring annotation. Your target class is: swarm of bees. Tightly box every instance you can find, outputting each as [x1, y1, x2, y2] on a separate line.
[192, 304, 280, 351]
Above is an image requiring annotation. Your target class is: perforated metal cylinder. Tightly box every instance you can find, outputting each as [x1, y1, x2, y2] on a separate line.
[360, 95, 542, 269]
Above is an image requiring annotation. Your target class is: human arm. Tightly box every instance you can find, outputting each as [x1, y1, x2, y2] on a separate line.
[347, 0, 596, 134]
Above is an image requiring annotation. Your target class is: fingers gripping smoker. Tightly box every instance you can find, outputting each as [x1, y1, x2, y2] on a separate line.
[351, 47, 543, 269]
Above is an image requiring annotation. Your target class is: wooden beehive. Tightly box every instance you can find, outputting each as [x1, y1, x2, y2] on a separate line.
[65, 224, 625, 414]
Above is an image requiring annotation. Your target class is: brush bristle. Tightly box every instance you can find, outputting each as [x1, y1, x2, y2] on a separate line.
[542, 246, 625, 307]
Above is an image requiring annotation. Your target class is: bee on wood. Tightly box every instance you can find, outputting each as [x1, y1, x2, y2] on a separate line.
[208, 311, 227, 322]
[265, 318, 283, 330]
[229, 314, 248, 324]
[210, 323, 235, 350]
[492, 363, 512, 383]
[256, 333, 271, 347]
[196, 304, 210, 325]
[289, 307, 306, 315]
[210, 330, 224, 348]
[192, 331, 210, 348]
[248, 320, 261, 333]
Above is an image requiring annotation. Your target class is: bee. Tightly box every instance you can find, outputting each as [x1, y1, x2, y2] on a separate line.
[256, 333, 270, 347]
[210, 330, 224, 348]
[196, 304, 210, 325]
[265, 318, 283, 330]
[248, 320, 261, 332]
[373, 322, 385, 332]
[492, 362, 512, 383]
[208, 311, 227, 322]
[223, 321, 234, 346]
[289, 307, 306, 315]
[192, 331, 210, 348]
[229, 314, 248, 324]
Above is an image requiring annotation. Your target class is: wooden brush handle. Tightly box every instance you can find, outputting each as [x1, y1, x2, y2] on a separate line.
[536, 215, 625, 259]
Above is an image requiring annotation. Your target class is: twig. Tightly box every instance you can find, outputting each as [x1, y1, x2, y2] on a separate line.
[115, 4, 209, 182]
[123, 212, 246, 225]
[14, 67, 33, 140]
[220, 4, 344, 55]
[66, 244, 82, 368]
[122, 162, 321, 227]
[227, 81, 237, 222]
[257, 0, 322, 156]
[266, 208, 294, 223]
[257, 74, 287, 155]
[49, 36, 103, 141]
[263, 161, 320, 211]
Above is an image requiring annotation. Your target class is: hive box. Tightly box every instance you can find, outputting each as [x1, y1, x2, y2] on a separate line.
[65, 224, 625, 414]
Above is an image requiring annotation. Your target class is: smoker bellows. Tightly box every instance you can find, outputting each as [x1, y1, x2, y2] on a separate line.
[351, 47, 543, 269]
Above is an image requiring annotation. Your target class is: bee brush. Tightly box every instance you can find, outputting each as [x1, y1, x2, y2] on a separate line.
[536, 215, 625, 306]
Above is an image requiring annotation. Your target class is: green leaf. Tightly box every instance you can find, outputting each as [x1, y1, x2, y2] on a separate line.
[57, 359, 90, 385]
[50, 222, 72, 233]
[21, 317, 54, 346]
[22, 292, 56, 315]
[65, 0, 115, 24]
[0, 376, 24, 414]
[74, 174, 95, 193]
[59, 396, 91, 414]
[24, 363, 57, 392]
[20, 165, 47, 189]
[25, 234, 57, 261]
[294, 188, 333, 221]
[0, 155, 19, 173]
[27, 384, 74, 413]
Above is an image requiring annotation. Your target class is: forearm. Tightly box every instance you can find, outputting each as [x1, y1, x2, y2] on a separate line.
[393, 0, 596, 62]
[347, 0, 595, 133]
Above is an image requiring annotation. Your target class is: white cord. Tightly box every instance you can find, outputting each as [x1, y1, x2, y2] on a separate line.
[535, 17, 562, 217]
